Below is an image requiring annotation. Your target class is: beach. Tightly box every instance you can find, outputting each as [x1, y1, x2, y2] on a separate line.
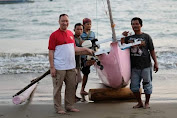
[1, 103, 177, 118]
[0, 0, 177, 117]
[0, 69, 177, 118]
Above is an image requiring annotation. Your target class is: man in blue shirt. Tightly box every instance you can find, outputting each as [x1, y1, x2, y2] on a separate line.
[80, 18, 96, 95]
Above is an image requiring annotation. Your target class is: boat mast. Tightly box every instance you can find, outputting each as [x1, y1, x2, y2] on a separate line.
[107, 0, 117, 42]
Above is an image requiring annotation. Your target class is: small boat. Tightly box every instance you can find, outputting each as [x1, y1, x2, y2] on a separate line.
[94, 0, 132, 88]
[0, 0, 33, 4]
[95, 42, 131, 88]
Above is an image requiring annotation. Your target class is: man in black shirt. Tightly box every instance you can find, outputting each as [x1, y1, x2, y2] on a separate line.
[122, 17, 158, 109]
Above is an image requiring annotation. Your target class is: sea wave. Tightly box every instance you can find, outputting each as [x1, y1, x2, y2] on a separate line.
[0, 49, 177, 74]
[156, 50, 177, 69]
[0, 53, 49, 74]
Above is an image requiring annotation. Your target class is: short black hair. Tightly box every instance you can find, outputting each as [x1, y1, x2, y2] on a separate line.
[131, 17, 143, 26]
[59, 14, 68, 20]
[74, 23, 83, 29]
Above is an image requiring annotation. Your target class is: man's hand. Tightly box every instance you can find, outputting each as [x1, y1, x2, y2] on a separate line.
[50, 67, 56, 77]
[154, 62, 159, 73]
[122, 31, 129, 37]
[139, 41, 146, 47]
[87, 48, 95, 56]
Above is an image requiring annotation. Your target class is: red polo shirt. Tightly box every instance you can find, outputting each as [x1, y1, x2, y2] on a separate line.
[48, 28, 76, 70]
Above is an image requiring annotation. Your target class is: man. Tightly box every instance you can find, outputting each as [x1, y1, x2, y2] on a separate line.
[48, 14, 94, 114]
[80, 18, 96, 95]
[122, 17, 158, 109]
[73, 23, 83, 102]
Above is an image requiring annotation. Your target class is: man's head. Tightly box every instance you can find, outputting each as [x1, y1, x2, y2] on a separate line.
[131, 17, 143, 33]
[59, 14, 69, 31]
[83, 18, 92, 31]
[74, 23, 83, 36]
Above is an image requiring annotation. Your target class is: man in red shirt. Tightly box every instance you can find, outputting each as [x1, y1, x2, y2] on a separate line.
[48, 14, 94, 114]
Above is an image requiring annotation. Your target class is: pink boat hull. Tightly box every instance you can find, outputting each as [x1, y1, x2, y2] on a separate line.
[95, 42, 131, 88]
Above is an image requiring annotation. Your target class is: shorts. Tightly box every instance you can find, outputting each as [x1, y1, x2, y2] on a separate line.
[130, 67, 152, 94]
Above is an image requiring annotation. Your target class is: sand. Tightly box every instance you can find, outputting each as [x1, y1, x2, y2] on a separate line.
[0, 69, 177, 118]
[0, 102, 177, 118]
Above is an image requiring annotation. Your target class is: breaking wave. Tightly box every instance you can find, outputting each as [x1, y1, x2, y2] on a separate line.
[0, 49, 177, 74]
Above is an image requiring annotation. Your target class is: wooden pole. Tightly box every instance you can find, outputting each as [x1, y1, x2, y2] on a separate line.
[107, 0, 117, 42]
[89, 87, 140, 101]
[12, 83, 37, 104]
[12, 70, 50, 97]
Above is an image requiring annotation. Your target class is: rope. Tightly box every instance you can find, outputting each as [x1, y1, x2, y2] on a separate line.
[96, 0, 98, 38]
[102, 0, 109, 19]
[96, 0, 115, 38]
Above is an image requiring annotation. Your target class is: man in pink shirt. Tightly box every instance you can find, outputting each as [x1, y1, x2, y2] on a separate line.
[48, 14, 94, 114]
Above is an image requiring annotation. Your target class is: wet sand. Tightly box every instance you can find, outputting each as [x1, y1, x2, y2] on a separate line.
[0, 102, 177, 118]
[0, 69, 177, 118]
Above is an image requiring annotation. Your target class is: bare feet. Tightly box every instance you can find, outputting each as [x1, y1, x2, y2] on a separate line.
[80, 91, 88, 95]
[57, 110, 66, 114]
[144, 103, 150, 109]
[67, 108, 80, 112]
[133, 103, 143, 108]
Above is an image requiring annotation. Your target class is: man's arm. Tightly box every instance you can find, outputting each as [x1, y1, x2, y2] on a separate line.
[49, 50, 56, 77]
[75, 46, 94, 56]
[150, 50, 158, 73]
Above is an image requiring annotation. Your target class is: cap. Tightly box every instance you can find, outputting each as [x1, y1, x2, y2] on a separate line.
[83, 18, 91, 25]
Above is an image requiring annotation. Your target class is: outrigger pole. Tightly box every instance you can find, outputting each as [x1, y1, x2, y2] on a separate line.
[12, 70, 50, 97]
[107, 0, 117, 42]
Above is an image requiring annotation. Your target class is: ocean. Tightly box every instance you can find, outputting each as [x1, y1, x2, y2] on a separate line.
[0, 0, 177, 104]
[0, 0, 177, 74]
